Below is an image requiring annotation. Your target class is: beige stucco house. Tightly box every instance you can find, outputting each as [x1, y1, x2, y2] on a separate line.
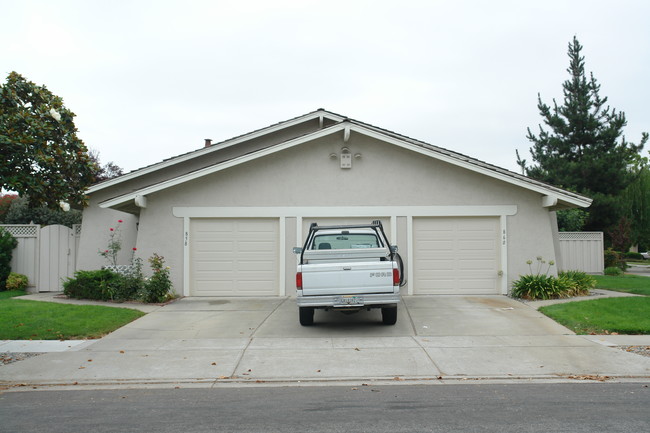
[77, 109, 591, 297]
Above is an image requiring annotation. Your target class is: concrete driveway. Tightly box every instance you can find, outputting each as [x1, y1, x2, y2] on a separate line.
[1, 295, 650, 388]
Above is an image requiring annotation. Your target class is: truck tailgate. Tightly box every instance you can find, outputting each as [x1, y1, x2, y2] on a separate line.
[300, 261, 395, 296]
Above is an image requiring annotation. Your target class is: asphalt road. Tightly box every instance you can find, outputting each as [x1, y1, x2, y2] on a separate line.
[1, 383, 649, 432]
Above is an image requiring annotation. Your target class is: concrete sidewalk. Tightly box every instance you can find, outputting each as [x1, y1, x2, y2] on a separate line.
[1, 294, 649, 389]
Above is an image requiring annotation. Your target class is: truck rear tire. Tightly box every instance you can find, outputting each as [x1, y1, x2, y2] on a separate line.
[381, 307, 397, 325]
[299, 307, 315, 326]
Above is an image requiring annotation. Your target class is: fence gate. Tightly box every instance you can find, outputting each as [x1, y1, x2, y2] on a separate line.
[39, 225, 77, 292]
[2, 224, 79, 292]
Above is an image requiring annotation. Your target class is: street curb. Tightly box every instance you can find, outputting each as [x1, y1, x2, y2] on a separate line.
[3, 374, 650, 392]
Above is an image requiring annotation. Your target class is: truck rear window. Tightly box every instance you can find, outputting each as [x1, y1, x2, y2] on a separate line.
[310, 234, 381, 250]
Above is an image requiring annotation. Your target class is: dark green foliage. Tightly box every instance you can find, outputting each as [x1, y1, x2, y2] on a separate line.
[63, 269, 121, 301]
[604, 248, 626, 270]
[522, 37, 647, 234]
[556, 208, 588, 232]
[622, 165, 650, 248]
[64, 268, 145, 302]
[6, 272, 28, 290]
[624, 252, 644, 260]
[4, 196, 81, 228]
[0, 228, 18, 291]
[0, 72, 97, 208]
[140, 253, 173, 303]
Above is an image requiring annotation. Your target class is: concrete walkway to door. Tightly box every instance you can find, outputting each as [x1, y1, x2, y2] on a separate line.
[1, 295, 650, 389]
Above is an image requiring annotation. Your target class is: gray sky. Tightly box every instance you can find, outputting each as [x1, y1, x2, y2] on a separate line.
[3, 0, 649, 174]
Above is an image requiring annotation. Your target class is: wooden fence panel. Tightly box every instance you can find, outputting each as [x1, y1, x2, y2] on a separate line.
[558, 232, 604, 274]
[1, 224, 80, 291]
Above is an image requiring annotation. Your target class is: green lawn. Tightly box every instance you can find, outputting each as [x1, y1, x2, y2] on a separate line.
[593, 274, 650, 296]
[540, 297, 650, 335]
[0, 291, 145, 340]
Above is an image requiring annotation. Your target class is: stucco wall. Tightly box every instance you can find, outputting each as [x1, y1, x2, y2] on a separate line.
[78, 132, 559, 294]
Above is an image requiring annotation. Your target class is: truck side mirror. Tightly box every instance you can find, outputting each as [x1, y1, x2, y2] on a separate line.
[390, 245, 398, 253]
[293, 247, 303, 254]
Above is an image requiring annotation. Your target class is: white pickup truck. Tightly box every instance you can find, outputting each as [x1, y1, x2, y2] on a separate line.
[293, 221, 404, 326]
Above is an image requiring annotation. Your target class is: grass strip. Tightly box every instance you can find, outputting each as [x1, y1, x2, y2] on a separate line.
[0, 290, 27, 300]
[592, 274, 650, 296]
[0, 297, 145, 340]
[540, 297, 650, 335]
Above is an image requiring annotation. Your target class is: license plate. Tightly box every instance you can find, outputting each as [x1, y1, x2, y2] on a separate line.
[334, 295, 363, 306]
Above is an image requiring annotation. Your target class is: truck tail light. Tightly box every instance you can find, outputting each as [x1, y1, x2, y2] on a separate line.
[393, 268, 400, 286]
[296, 272, 303, 290]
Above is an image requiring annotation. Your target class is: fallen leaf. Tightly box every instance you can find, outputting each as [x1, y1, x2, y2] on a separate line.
[371, 389, 381, 392]
[87, 359, 92, 362]
[393, 376, 403, 381]
[218, 376, 230, 379]
[255, 380, 265, 383]
[211, 362, 217, 366]
[316, 369, 321, 372]
[119, 351, 125, 354]
[354, 348, 360, 351]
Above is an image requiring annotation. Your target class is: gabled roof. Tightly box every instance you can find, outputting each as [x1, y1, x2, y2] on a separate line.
[93, 109, 591, 211]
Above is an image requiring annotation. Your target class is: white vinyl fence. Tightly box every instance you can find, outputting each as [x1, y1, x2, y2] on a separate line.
[1, 224, 81, 292]
[558, 232, 604, 274]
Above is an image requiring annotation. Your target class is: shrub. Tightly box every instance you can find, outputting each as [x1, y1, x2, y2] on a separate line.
[558, 270, 596, 296]
[0, 228, 18, 291]
[63, 269, 121, 301]
[512, 274, 576, 300]
[6, 272, 28, 290]
[511, 257, 595, 300]
[604, 266, 623, 276]
[624, 252, 644, 260]
[604, 248, 626, 270]
[140, 253, 173, 303]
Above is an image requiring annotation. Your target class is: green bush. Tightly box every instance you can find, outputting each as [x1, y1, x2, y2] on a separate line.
[140, 253, 173, 303]
[0, 228, 18, 291]
[558, 270, 596, 296]
[624, 252, 644, 260]
[6, 272, 28, 290]
[604, 266, 623, 276]
[512, 274, 576, 300]
[63, 269, 120, 301]
[604, 248, 626, 270]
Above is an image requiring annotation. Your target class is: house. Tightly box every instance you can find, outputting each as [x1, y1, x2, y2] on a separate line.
[77, 109, 591, 297]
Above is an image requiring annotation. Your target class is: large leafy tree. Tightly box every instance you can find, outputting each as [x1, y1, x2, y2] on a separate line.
[521, 37, 647, 232]
[0, 72, 97, 208]
[621, 158, 650, 249]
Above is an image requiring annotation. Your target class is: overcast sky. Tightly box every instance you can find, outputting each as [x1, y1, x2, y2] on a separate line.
[3, 0, 649, 174]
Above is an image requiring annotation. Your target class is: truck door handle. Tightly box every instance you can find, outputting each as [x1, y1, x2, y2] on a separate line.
[343, 267, 352, 270]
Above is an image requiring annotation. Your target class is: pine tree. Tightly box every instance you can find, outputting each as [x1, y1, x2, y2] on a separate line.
[523, 36, 647, 232]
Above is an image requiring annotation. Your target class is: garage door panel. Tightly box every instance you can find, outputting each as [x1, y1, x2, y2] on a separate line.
[190, 218, 278, 296]
[414, 217, 499, 295]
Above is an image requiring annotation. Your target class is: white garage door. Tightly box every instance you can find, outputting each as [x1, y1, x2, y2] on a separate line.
[190, 218, 279, 296]
[413, 217, 499, 294]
